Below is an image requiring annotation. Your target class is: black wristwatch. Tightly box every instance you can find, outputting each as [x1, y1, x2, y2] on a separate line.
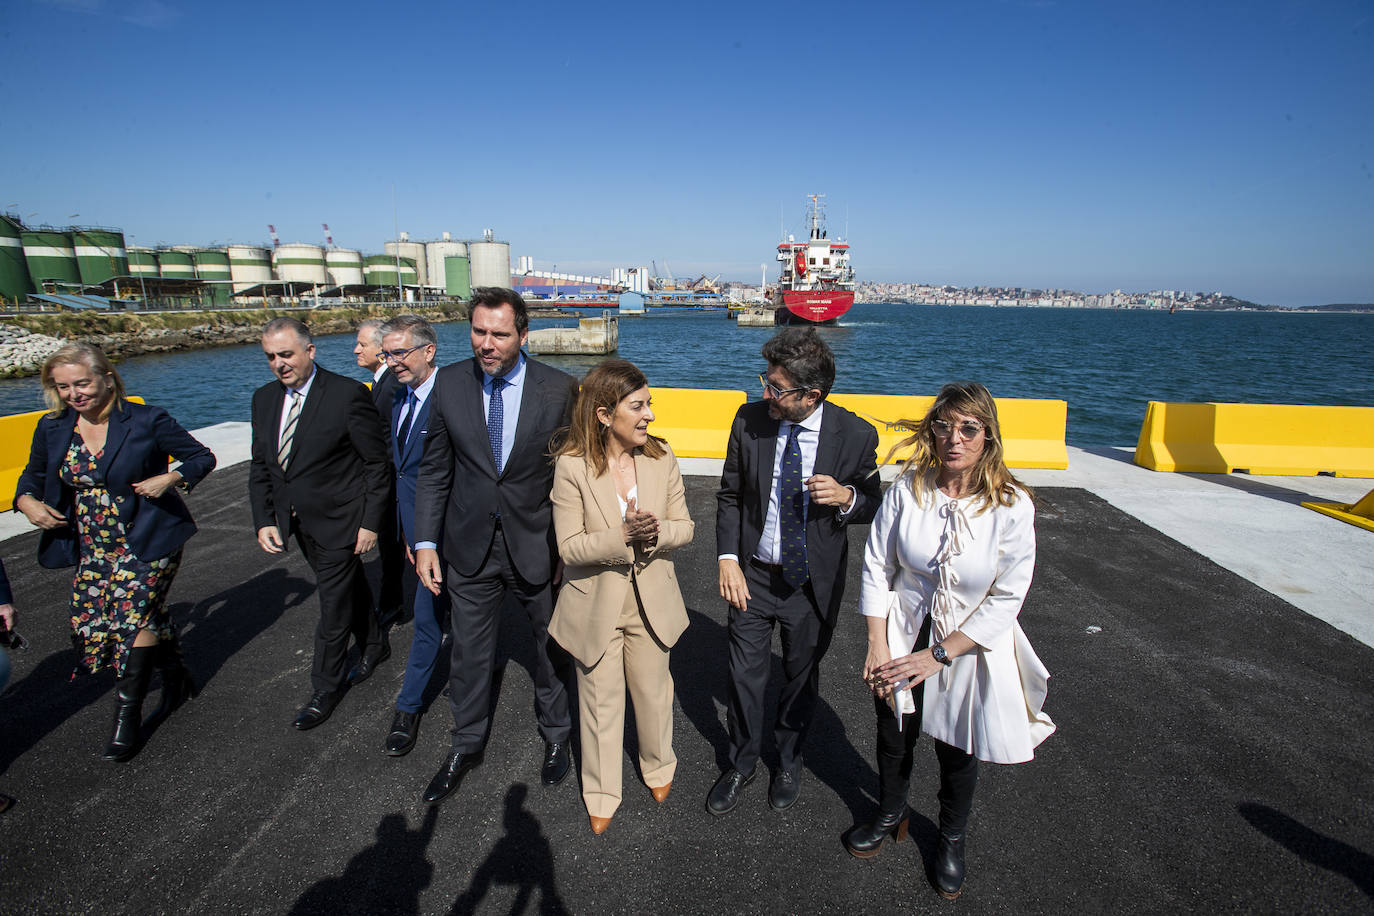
[931, 644, 952, 666]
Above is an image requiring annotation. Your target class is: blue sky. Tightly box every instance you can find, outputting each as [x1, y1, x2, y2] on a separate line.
[4, 0, 1371, 305]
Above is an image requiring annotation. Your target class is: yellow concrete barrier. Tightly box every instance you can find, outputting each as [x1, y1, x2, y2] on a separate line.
[1, 398, 144, 512]
[1134, 401, 1374, 476]
[828, 393, 1070, 469]
[1302, 488, 1374, 533]
[648, 388, 747, 460]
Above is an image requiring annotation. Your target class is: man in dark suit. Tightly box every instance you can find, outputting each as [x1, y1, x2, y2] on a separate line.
[375, 315, 449, 757]
[356, 319, 406, 626]
[709, 327, 881, 815]
[250, 317, 392, 730]
[413, 287, 577, 805]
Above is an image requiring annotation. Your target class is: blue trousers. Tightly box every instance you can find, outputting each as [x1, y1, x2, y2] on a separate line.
[395, 565, 450, 714]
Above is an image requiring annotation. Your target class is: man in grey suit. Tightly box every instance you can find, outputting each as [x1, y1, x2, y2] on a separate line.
[413, 287, 578, 805]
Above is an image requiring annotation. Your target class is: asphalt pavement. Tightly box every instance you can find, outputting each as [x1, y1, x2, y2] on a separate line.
[0, 467, 1370, 915]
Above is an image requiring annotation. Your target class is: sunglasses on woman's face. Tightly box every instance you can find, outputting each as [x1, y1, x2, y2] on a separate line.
[931, 419, 986, 440]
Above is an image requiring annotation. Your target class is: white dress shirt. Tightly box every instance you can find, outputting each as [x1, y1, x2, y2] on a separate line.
[277, 364, 318, 443]
[394, 370, 437, 442]
[482, 353, 526, 471]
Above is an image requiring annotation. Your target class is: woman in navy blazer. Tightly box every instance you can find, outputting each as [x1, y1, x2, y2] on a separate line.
[14, 343, 215, 761]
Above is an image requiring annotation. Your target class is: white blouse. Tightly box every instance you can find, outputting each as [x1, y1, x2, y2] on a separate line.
[859, 474, 1055, 764]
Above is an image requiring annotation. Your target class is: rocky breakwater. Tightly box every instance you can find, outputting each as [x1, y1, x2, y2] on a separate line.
[0, 324, 66, 378]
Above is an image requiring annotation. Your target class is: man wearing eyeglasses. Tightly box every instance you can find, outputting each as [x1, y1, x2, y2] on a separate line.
[356, 319, 406, 631]
[372, 316, 448, 758]
[709, 326, 881, 816]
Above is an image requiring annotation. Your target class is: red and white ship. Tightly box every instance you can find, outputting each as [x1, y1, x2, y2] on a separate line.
[771, 194, 855, 325]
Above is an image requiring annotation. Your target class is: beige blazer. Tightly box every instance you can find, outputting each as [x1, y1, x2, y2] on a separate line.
[549, 444, 694, 667]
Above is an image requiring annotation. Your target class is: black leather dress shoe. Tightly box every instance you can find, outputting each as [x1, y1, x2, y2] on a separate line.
[293, 690, 341, 730]
[346, 642, 391, 686]
[768, 768, 801, 810]
[423, 750, 480, 805]
[705, 766, 756, 816]
[385, 710, 420, 757]
[541, 741, 571, 785]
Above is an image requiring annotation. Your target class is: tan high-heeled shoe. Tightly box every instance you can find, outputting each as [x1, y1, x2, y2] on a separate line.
[589, 815, 612, 835]
[650, 781, 672, 803]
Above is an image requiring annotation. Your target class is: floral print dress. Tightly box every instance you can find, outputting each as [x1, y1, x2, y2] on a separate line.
[61, 429, 181, 677]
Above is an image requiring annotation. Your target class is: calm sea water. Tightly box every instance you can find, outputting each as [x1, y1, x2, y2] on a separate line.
[2, 304, 1370, 446]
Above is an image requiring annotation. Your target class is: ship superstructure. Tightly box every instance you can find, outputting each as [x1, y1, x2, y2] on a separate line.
[772, 194, 855, 324]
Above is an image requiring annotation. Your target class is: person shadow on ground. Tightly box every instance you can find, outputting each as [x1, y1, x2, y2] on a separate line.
[0, 566, 312, 773]
[670, 605, 880, 825]
[1239, 802, 1374, 899]
[450, 783, 569, 916]
[290, 806, 440, 916]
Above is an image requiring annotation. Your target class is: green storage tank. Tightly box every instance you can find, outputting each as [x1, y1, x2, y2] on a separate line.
[73, 228, 128, 285]
[194, 249, 232, 305]
[158, 248, 195, 279]
[363, 254, 417, 288]
[444, 255, 472, 298]
[0, 215, 34, 302]
[127, 247, 159, 277]
[22, 229, 81, 288]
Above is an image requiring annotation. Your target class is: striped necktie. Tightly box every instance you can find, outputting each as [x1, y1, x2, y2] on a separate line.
[778, 423, 809, 588]
[278, 390, 302, 470]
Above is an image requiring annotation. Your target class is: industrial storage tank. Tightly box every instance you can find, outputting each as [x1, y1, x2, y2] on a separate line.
[157, 248, 195, 279]
[0, 215, 34, 302]
[325, 248, 365, 287]
[469, 238, 511, 289]
[444, 255, 472, 299]
[273, 243, 328, 284]
[385, 238, 428, 287]
[23, 230, 81, 288]
[364, 254, 417, 289]
[228, 245, 272, 291]
[425, 235, 467, 291]
[73, 229, 128, 286]
[194, 249, 232, 304]
[127, 247, 158, 277]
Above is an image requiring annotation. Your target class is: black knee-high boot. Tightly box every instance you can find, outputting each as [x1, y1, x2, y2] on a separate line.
[146, 635, 199, 723]
[104, 645, 155, 762]
[932, 740, 979, 899]
[846, 699, 919, 858]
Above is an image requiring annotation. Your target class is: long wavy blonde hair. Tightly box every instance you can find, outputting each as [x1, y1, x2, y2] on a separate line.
[40, 343, 126, 420]
[553, 359, 666, 476]
[885, 381, 1031, 512]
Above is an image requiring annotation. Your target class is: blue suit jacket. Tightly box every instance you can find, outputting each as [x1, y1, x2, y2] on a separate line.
[15, 401, 217, 569]
[391, 385, 435, 550]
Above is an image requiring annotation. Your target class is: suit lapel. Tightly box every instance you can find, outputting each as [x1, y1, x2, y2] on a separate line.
[753, 412, 779, 510]
[287, 368, 326, 470]
[98, 404, 132, 471]
[813, 402, 840, 480]
[504, 359, 540, 479]
[634, 449, 659, 518]
[587, 459, 622, 530]
[400, 395, 432, 464]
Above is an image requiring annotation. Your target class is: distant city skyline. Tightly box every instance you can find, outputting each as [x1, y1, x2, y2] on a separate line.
[4, 0, 1371, 307]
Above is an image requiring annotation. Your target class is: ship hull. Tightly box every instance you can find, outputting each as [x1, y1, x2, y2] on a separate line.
[776, 290, 854, 325]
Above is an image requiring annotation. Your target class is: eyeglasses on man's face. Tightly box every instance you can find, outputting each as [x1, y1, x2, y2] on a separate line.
[382, 344, 426, 363]
[759, 373, 808, 400]
[931, 419, 986, 440]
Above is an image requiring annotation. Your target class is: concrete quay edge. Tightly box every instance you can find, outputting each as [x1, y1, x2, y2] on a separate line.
[3, 421, 1370, 649]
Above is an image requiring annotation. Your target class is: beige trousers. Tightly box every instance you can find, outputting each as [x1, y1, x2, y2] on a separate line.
[575, 580, 676, 819]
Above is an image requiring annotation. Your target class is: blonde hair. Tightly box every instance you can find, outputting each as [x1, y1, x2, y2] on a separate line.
[884, 381, 1031, 512]
[40, 343, 126, 420]
[553, 359, 665, 476]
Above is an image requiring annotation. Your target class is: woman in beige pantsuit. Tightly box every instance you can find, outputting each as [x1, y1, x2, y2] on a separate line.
[550, 359, 694, 835]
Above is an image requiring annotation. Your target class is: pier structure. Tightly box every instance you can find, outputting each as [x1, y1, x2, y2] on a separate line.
[0, 417, 1371, 913]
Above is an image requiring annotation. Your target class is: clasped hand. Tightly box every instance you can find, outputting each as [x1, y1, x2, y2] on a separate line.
[864, 648, 944, 696]
[16, 494, 66, 530]
[622, 497, 659, 545]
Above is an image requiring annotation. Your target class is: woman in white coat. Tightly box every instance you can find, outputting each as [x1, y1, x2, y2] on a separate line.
[847, 382, 1055, 900]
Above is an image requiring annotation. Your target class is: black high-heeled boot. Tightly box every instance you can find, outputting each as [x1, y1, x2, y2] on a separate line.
[146, 636, 199, 724]
[104, 645, 154, 762]
[844, 804, 912, 858]
[933, 831, 966, 898]
[932, 740, 978, 899]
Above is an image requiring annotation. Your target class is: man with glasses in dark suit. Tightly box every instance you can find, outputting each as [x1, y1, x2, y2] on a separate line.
[709, 327, 881, 815]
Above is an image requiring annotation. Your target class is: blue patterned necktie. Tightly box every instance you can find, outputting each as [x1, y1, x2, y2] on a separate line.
[487, 377, 506, 473]
[396, 391, 418, 449]
[779, 423, 809, 588]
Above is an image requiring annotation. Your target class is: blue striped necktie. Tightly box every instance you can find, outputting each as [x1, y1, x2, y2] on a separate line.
[779, 423, 809, 588]
[488, 377, 507, 473]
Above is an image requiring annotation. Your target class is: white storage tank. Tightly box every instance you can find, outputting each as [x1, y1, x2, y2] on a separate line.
[273, 243, 328, 284]
[386, 236, 428, 287]
[228, 245, 273, 291]
[469, 238, 511, 289]
[425, 236, 467, 291]
[325, 248, 365, 287]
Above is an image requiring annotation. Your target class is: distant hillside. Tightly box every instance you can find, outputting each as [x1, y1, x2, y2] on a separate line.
[1301, 303, 1374, 312]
